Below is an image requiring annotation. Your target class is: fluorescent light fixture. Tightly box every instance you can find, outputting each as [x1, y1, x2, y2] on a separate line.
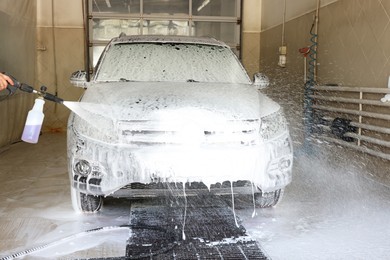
[105, 0, 111, 8]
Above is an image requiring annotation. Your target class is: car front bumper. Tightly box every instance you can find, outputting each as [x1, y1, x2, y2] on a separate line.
[68, 128, 292, 197]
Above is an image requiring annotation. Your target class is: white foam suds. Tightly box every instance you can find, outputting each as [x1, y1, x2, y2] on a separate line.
[205, 235, 256, 247]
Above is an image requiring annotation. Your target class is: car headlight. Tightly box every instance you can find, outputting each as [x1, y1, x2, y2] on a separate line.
[260, 110, 288, 140]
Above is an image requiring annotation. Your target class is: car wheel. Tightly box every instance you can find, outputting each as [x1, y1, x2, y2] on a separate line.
[255, 189, 284, 208]
[70, 187, 103, 213]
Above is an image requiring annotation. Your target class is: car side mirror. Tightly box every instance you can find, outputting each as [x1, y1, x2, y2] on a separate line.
[253, 73, 269, 90]
[70, 70, 88, 88]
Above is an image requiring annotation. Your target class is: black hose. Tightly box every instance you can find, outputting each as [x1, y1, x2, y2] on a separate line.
[0, 224, 178, 260]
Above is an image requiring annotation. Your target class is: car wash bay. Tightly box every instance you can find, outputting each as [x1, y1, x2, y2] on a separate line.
[2, 0, 390, 259]
[1, 131, 390, 259]
[0, 133, 269, 259]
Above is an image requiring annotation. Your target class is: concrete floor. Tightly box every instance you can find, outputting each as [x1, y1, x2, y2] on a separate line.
[0, 132, 390, 259]
[239, 143, 390, 259]
[0, 133, 129, 259]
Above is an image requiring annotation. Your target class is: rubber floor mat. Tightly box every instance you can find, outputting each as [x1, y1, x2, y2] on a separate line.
[124, 194, 269, 259]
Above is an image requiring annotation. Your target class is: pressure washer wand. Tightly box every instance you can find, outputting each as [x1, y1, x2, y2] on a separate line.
[5, 74, 63, 104]
[18, 84, 63, 104]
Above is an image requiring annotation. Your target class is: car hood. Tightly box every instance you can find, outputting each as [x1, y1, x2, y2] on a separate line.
[68, 82, 280, 142]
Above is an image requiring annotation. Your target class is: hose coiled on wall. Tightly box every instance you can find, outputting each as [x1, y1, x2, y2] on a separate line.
[304, 15, 319, 141]
[308, 20, 318, 86]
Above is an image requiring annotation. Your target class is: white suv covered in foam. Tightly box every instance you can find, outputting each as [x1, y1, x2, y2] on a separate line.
[68, 35, 293, 212]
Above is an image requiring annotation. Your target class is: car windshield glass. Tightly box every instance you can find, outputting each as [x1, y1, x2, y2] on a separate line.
[95, 43, 251, 84]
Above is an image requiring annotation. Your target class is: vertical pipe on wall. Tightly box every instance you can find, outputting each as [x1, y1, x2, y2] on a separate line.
[238, 0, 243, 59]
[308, 0, 320, 85]
[51, 0, 59, 112]
[82, 0, 90, 81]
[313, 0, 320, 81]
[281, 0, 286, 46]
[304, 0, 321, 148]
[278, 0, 287, 68]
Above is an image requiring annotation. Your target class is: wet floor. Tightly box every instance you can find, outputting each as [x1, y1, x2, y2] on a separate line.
[239, 143, 390, 259]
[0, 133, 389, 259]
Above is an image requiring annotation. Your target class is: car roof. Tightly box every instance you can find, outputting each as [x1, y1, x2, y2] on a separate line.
[110, 34, 229, 47]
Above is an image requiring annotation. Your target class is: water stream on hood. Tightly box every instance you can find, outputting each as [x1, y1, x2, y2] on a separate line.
[63, 101, 116, 129]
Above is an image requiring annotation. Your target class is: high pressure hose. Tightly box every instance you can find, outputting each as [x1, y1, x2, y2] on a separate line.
[304, 17, 318, 135]
[0, 226, 126, 260]
[308, 0, 320, 86]
[307, 20, 318, 86]
[0, 224, 178, 260]
[304, 0, 320, 145]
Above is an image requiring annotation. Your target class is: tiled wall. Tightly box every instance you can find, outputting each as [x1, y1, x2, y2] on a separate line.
[319, 0, 390, 87]
[260, 0, 390, 146]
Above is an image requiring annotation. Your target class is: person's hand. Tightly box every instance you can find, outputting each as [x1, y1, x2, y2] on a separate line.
[0, 73, 14, 91]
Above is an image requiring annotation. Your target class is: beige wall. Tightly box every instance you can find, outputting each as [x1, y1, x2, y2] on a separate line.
[260, 0, 390, 145]
[242, 0, 261, 77]
[36, 0, 85, 132]
[261, 0, 390, 89]
[261, 0, 338, 31]
[319, 0, 390, 87]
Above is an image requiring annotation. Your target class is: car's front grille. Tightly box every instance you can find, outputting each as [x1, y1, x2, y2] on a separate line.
[111, 180, 256, 197]
[117, 119, 260, 145]
[125, 180, 252, 190]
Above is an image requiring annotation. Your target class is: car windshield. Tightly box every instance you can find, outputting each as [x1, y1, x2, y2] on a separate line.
[95, 42, 251, 84]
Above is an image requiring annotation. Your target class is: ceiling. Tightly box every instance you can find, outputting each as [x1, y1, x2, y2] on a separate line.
[261, 0, 339, 31]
